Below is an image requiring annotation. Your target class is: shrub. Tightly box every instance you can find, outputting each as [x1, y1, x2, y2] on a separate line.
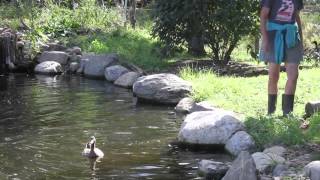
[152, 0, 260, 64]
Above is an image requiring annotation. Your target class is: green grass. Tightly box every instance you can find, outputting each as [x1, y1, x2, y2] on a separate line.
[180, 67, 320, 116]
[63, 28, 169, 71]
[180, 67, 320, 148]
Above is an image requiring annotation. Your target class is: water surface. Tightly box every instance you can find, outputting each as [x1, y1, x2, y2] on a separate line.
[0, 74, 231, 179]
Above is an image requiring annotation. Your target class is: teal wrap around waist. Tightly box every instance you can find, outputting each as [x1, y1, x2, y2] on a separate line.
[267, 21, 299, 64]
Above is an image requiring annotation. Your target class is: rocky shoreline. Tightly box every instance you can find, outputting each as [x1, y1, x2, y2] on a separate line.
[2, 27, 320, 180]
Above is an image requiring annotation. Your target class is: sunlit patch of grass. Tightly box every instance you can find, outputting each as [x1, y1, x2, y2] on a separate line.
[180, 67, 320, 117]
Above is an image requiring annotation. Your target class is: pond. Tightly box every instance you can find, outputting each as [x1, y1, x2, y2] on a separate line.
[0, 74, 231, 179]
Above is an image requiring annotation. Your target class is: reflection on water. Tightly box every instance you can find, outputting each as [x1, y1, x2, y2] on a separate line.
[0, 74, 231, 179]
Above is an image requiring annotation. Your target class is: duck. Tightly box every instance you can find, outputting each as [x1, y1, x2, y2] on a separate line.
[82, 136, 104, 158]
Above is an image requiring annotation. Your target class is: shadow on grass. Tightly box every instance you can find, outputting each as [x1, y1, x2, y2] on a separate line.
[245, 114, 320, 150]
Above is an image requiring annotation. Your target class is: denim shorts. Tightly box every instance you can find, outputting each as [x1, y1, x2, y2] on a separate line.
[259, 30, 304, 64]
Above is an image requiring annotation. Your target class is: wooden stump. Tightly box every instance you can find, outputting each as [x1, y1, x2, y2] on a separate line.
[0, 28, 17, 75]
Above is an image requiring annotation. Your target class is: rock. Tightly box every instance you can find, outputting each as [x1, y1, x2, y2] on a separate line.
[38, 51, 69, 65]
[190, 101, 217, 113]
[252, 152, 285, 173]
[178, 110, 244, 145]
[272, 164, 289, 177]
[225, 131, 256, 156]
[71, 46, 82, 55]
[120, 61, 146, 75]
[16, 41, 24, 49]
[34, 61, 62, 75]
[69, 62, 79, 73]
[198, 160, 230, 179]
[222, 151, 258, 180]
[304, 161, 320, 180]
[83, 53, 118, 78]
[42, 42, 67, 51]
[133, 73, 192, 104]
[175, 97, 196, 114]
[263, 146, 286, 157]
[77, 58, 89, 74]
[305, 101, 320, 118]
[104, 65, 129, 82]
[114, 72, 140, 88]
[70, 54, 81, 63]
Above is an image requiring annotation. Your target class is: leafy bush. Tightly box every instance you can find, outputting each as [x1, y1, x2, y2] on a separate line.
[152, 0, 260, 64]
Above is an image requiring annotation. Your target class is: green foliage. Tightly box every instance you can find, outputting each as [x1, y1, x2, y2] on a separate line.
[245, 116, 305, 149]
[66, 28, 168, 71]
[152, 0, 260, 63]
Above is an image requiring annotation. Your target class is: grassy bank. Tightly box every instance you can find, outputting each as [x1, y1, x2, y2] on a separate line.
[180, 67, 320, 148]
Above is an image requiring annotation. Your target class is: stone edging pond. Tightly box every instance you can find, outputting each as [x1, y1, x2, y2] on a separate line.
[3, 33, 320, 179]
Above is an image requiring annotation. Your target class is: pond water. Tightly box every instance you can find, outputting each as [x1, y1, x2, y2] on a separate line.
[0, 74, 231, 179]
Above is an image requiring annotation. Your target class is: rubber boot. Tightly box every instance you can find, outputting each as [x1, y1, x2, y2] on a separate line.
[282, 94, 295, 116]
[268, 94, 277, 115]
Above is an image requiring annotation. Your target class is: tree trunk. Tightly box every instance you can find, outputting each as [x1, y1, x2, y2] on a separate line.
[187, 0, 205, 56]
[188, 35, 205, 56]
[129, 0, 136, 29]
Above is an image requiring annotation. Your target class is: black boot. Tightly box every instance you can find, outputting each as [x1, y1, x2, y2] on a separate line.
[282, 94, 295, 116]
[268, 94, 277, 115]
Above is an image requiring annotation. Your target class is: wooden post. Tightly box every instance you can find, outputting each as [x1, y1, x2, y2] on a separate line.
[0, 29, 16, 75]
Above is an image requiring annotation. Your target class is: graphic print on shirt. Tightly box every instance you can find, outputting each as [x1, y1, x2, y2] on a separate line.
[275, 0, 295, 22]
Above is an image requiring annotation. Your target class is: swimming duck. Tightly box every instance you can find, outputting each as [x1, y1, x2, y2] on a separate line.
[82, 136, 104, 158]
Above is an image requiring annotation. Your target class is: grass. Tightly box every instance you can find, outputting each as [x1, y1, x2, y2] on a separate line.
[180, 66, 320, 148]
[180, 67, 320, 116]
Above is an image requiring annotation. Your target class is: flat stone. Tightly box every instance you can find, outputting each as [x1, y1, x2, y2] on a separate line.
[263, 146, 286, 157]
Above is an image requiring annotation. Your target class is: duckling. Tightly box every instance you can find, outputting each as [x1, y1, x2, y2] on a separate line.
[82, 136, 104, 159]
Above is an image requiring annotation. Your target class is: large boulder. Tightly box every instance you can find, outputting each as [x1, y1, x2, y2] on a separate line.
[225, 131, 256, 156]
[304, 161, 320, 180]
[114, 72, 140, 88]
[178, 110, 244, 145]
[133, 73, 192, 104]
[38, 51, 69, 65]
[34, 61, 62, 75]
[104, 65, 129, 82]
[222, 151, 258, 180]
[83, 53, 118, 78]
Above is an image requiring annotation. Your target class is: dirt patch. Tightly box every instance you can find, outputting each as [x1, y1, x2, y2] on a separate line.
[161, 59, 269, 77]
